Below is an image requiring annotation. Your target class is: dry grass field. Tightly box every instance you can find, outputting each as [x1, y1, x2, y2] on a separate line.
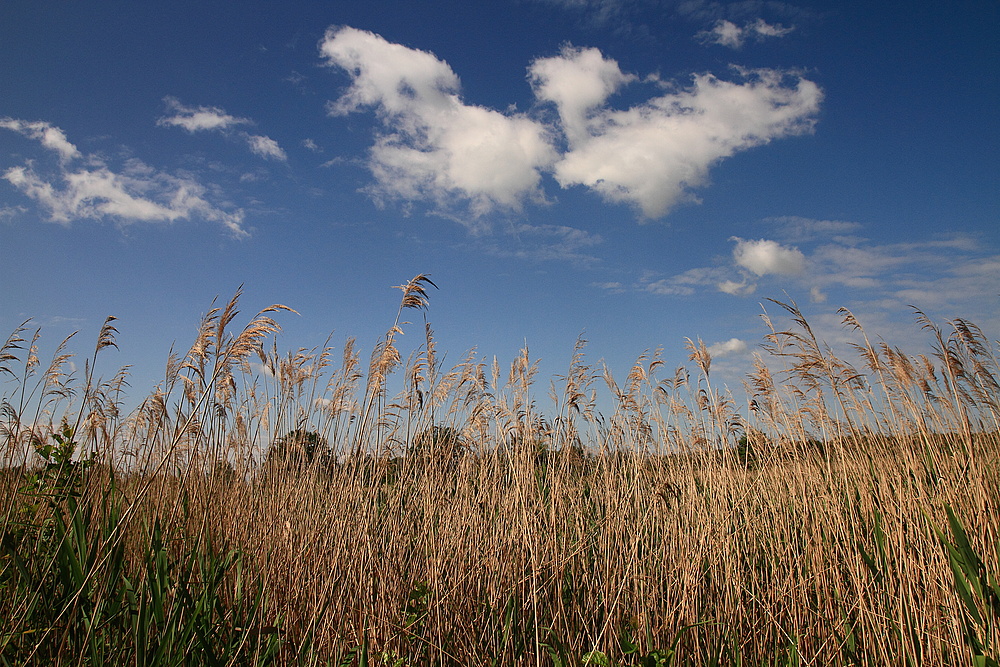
[2, 276, 999, 665]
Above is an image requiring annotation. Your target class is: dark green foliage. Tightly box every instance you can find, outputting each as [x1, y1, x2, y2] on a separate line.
[929, 505, 1000, 666]
[265, 429, 334, 473]
[409, 425, 466, 468]
[0, 427, 284, 666]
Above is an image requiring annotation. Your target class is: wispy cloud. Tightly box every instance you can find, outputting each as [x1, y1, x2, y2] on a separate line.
[157, 97, 287, 162]
[718, 278, 756, 296]
[1, 117, 247, 236]
[697, 18, 793, 48]
[525, 0, 662, 37]
[641, 266, 729, 295]
[677, 0, 811, 25]
[479, 223, 604, 265]
[537, 0, 804, 45]
[157, 97, 251, 132]
[0, 204, 27, 221]
[245, 134, 288, 161]
[763, 215, 863, 242]
[592, 280, 626, 293]
[0, 118, 80, 163]
[620, 218, 999, 332]
[807, 236, 999, 312]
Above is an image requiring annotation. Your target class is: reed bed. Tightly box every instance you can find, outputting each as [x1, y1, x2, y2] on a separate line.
[2, 277, 999, 665]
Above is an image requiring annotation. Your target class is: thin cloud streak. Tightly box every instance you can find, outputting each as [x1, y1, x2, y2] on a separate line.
[157, 97, 252, 133]
[477, 222, 604, 265]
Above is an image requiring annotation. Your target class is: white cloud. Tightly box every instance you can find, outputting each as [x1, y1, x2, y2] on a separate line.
[244, 134, 288, 161]
[642, 266, 729, 295]
[1, 119, 246, 236]
[532, 51, 821, 217]
[158, 97, 287, 163]
[528, 45, 635, 145]
[0, 204, 27, 222]
[698, 18, 794, 49]
[718, 278, 756, 295]
[751, 18, 794, 38]
[0, 118, 81, 163]
[302, 138, 321, 152]
[701, 20, 744, 48]
[321, 27, 557, 218]
[157, 97, 251, 132]
[707, 337, 748, 358]
[318, 28, 819, 222]
[618, 221, 997, 346]
[809, 244, 891, 288]
[809, 238, 1000, 313]
[731, 237, 806, 276]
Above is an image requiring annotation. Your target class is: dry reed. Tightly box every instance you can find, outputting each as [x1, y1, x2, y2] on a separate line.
[2, 281, 999, 665]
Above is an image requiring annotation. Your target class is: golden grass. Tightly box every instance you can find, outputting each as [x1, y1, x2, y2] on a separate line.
[2, 280, 999, 665]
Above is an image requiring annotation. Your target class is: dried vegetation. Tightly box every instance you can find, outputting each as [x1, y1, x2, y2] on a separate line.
[2, 277, 999, 665]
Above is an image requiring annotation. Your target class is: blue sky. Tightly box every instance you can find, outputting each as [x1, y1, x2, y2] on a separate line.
[2, 0, 998, 409]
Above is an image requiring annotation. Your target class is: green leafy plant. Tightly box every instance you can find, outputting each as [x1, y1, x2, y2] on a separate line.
[928, 504, 1000, 666]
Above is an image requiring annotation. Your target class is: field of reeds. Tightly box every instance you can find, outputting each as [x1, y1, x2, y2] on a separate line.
[2, 275, 1000, 666]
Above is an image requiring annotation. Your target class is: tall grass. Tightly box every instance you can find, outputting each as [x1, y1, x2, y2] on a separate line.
[2, 278, 999, 665]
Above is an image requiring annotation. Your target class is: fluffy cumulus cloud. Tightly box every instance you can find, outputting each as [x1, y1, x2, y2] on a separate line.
[532, 52, 821, 217]
[611, 234, 814, 298]
[320, 26, 557, 218]
[731, 237, 806, 276]
[698, 19, 794, 49]
[158, 97, 287, 162]
[527, 46, 635, 146]
[1, 118, 246, 235]
[707, 337, 748, 358]
[321, 28, 821, 221]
